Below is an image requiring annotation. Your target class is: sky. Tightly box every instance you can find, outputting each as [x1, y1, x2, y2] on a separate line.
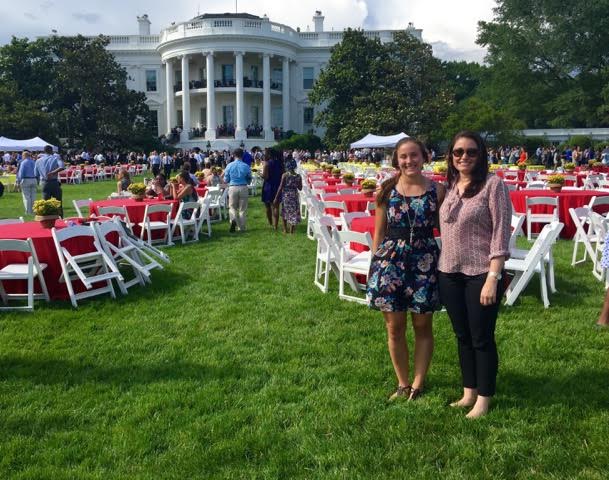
[0, 0, 498, 62]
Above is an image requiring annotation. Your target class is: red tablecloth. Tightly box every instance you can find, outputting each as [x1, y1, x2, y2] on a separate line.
[504, 180, 528, 190]
[318, 184, 361, 194]
[349, 216, 440, 252]
[90, 198, 177, 237]
[0, 221, 111, 301]
[195, 186, 208, 197]
[325, 193, 375, 216]
[509, 189, 609, 238]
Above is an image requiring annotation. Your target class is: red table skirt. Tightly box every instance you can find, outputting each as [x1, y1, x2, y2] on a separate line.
[0, 221, 115, 301]
[325, 193, 375, 216]
[350, 216, 440, 253]
[318, 184, 361, 194]
[509, 189, 609, 238]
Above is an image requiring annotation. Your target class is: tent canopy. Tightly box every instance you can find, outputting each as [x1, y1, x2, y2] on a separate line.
[0, 136, 58, 152]
[350, 132, 409, 149]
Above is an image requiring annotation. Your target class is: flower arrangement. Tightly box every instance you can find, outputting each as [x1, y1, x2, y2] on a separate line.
[432, 162, 448, 174]
[589, 160, 600, 168]
[489, 164, 502, 172]
[127, 182, 147, 196]
[212, 166, 223, 175]
[194, 170, 206, 179]
[361, 179, 377, 190]
[342, 172, 355, 181]
[332, 167, 341, 175]
[547, 174, 565, 185]
[517, 163, 527, 170]
[33, 198, 62, 217]
[564, 162, 576, 171]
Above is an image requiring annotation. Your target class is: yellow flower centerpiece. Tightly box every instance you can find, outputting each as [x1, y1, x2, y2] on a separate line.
[546, 174, 565, 192]
[361, 179, 377, 197]
[33, 198, 62, 228]
[128, 182, 147, 201]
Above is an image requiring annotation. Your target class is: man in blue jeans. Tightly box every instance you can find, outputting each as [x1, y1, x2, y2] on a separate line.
[223, 148, 252, 232]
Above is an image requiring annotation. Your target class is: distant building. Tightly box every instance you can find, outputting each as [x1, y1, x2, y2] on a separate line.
[98, 12, 422, 149]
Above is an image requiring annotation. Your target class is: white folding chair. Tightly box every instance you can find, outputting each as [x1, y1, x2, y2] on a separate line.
[337, 188, 357, 195]
[312, 219, 339, 293]
[525, 171, 540, 182]
[588, 212, 609, 281]
[506, 183, 518, 192]
[83, 169, 95, 182]
[526, 196, 559, 241]
[73, 198, 93, 218]
[569, 206, 595, 266]
[70, 170, 82, 184]
[509, 213, 526, 250]
[504, 221, 564, 308]
[52, 225, 123, 308]
[97, 206, 135, 233]
[311, 181, 328, 188]
[582, 175, 601, 190]
[525, 181, 546, 189]
[340, 211, 369, 230]
[93, 220, 151, 294]
[0, 217, 25, 225]
[323, 200, 348, 227]
[170, 201, 201, 244]
[365, 201, 376, 215]
[206, 189, 223, 222]
[335, 229, 373, 304]
[306, 195, 324, 241]
[219, 187, 230, 220]
[504, 171, 519, 181]
[563, 174, 578, 186]
[113, 217, 171, 266]
[587, 195, 609, 212]
[196, 195, 213, 238]
[0, 238, 50, 311]
[138, 204, 174, 246]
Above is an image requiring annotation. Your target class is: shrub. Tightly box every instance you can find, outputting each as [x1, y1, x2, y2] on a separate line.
[275, 133, 323, 153]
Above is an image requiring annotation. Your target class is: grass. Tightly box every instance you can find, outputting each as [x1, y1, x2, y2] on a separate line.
[1, 179, 608, 479]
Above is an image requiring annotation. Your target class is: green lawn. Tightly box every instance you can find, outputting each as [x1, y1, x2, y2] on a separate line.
[0, 180, 608, 479]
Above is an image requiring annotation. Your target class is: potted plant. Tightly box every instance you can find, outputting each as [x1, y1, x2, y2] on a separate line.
[128, 182, 147, 201]
[194, 170, 206, 181]
[331, 167, 341, 178]
[361, 179, 377, 197]
[342, 172, 355, 186]
[517, 162, 527, 170]
[33, 198, 62, 228]
[564, 162, 576, 173]
[433, 162, 448, 175]
[546, 174, 565, 192]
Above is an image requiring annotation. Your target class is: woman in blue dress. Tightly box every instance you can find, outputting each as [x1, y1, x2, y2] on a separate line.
[367, 138, 445, 400]
[261, 148, 285, 230]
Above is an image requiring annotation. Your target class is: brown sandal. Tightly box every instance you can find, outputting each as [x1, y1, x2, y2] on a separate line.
[408, 388, 423, 401]
[389, 385, 412, 401]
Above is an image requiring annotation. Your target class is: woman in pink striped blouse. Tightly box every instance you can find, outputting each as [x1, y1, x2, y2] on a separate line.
[438, 131, 512, 419]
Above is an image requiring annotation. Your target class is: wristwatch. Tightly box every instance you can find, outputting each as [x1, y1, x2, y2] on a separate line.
[488, 271, 502, 280]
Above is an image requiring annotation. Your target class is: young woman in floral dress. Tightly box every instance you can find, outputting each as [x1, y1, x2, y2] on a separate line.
[273, 155, 302, 234]
[367, 138, 445, 400]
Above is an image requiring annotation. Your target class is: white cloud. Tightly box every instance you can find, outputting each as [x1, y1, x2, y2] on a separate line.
[0, 0, 496, 62]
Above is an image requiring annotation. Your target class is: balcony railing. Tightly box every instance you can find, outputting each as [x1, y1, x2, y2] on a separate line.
[173, 78, 283, 92]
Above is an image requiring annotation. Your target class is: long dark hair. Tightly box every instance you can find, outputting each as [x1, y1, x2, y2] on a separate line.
[446, 130, 489, 198]
[376, 137, 429, 207]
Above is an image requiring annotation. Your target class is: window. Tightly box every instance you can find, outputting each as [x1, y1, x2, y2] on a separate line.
[200, 108, 207, 127]
[149, 110, 158, 132]
[251, 66, 259, 84]
[303, 67, 314, 90]
[304, 107, 314, 126]
[251, 106, 259, 125]
[145, 70, 157, 92]
[272, 68, 282, 89]
[272, 107, 282, 127]
[175, 70, 181, 84]
[223, 105, 234, 125]
[222, 64, 234, 84]
[177, 110, 183, 128]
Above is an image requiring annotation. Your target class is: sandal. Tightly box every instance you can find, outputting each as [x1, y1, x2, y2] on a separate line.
[408, 388, 423, 401]
[389, 385, 411, 401]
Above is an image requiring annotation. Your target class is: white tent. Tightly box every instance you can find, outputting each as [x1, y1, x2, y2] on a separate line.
[350, 132, 409, 149]
[0, 136, 58, 152]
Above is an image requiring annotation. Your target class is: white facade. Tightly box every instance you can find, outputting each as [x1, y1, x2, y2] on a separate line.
[104, 12, 422, 149]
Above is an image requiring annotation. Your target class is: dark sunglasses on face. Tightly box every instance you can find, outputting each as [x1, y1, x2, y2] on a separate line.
[452, 148, 479, 158]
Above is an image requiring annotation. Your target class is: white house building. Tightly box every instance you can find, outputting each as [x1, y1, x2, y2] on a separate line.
[103, 11, 422, 149]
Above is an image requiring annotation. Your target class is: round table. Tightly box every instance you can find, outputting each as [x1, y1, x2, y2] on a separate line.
[509, 189, 609, 238]
[318, 184, 361, 194]
[0, 221, 108, 300]
[325, 193, 375, 216]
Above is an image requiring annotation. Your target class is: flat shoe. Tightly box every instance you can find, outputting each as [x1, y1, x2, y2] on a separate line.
[408, 388, 423, 401]
[388, 385, 411, 401]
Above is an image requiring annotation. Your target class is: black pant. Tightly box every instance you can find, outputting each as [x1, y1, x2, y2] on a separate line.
[439, 272, 503, 397]
[42, 179, 63, 216]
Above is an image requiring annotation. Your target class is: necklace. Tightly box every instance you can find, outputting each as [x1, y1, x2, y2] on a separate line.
[405, 201, 416, 245]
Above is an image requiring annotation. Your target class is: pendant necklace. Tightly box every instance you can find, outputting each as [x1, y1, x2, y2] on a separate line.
[400, 177, 417, 245]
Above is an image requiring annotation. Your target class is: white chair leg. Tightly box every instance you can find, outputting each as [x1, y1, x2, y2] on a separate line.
[540, 263, 550, 308]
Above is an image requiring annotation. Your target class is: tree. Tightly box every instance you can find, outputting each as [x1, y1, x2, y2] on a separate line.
[477, 0, 609, 128]
[309, 30, 453, 148]
[0, 35, 155, 149]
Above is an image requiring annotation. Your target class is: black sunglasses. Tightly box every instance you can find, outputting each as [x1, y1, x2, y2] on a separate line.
[452, 148, 479, 158]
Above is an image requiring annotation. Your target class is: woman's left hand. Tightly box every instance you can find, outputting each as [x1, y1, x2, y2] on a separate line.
[480, 279, 498, 306]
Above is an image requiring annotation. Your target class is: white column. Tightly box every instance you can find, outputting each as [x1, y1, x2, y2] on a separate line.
[164, 59, 175, 135]
[235, 51, 246, 140]
[263, 53, 273, 141]
[205, 51, 217, 141]
[180, 55, 191, 142]
[282, 57, 290, 132]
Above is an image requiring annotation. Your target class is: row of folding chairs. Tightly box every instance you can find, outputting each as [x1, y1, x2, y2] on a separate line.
[71, 195, 216, 246]
[0, 218, 169, 311]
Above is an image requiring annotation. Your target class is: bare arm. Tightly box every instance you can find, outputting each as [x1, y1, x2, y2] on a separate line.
[372, 204, 387, 253]
[273, 174, 286, 204]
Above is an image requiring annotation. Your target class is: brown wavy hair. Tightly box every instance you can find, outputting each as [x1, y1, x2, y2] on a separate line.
[376, 137, 429, 207]
[446, 130, 489, 198]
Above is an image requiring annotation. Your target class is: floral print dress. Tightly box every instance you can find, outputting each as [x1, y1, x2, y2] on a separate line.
[281, 173, 302, 225]
[366, 183, 441, 313]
